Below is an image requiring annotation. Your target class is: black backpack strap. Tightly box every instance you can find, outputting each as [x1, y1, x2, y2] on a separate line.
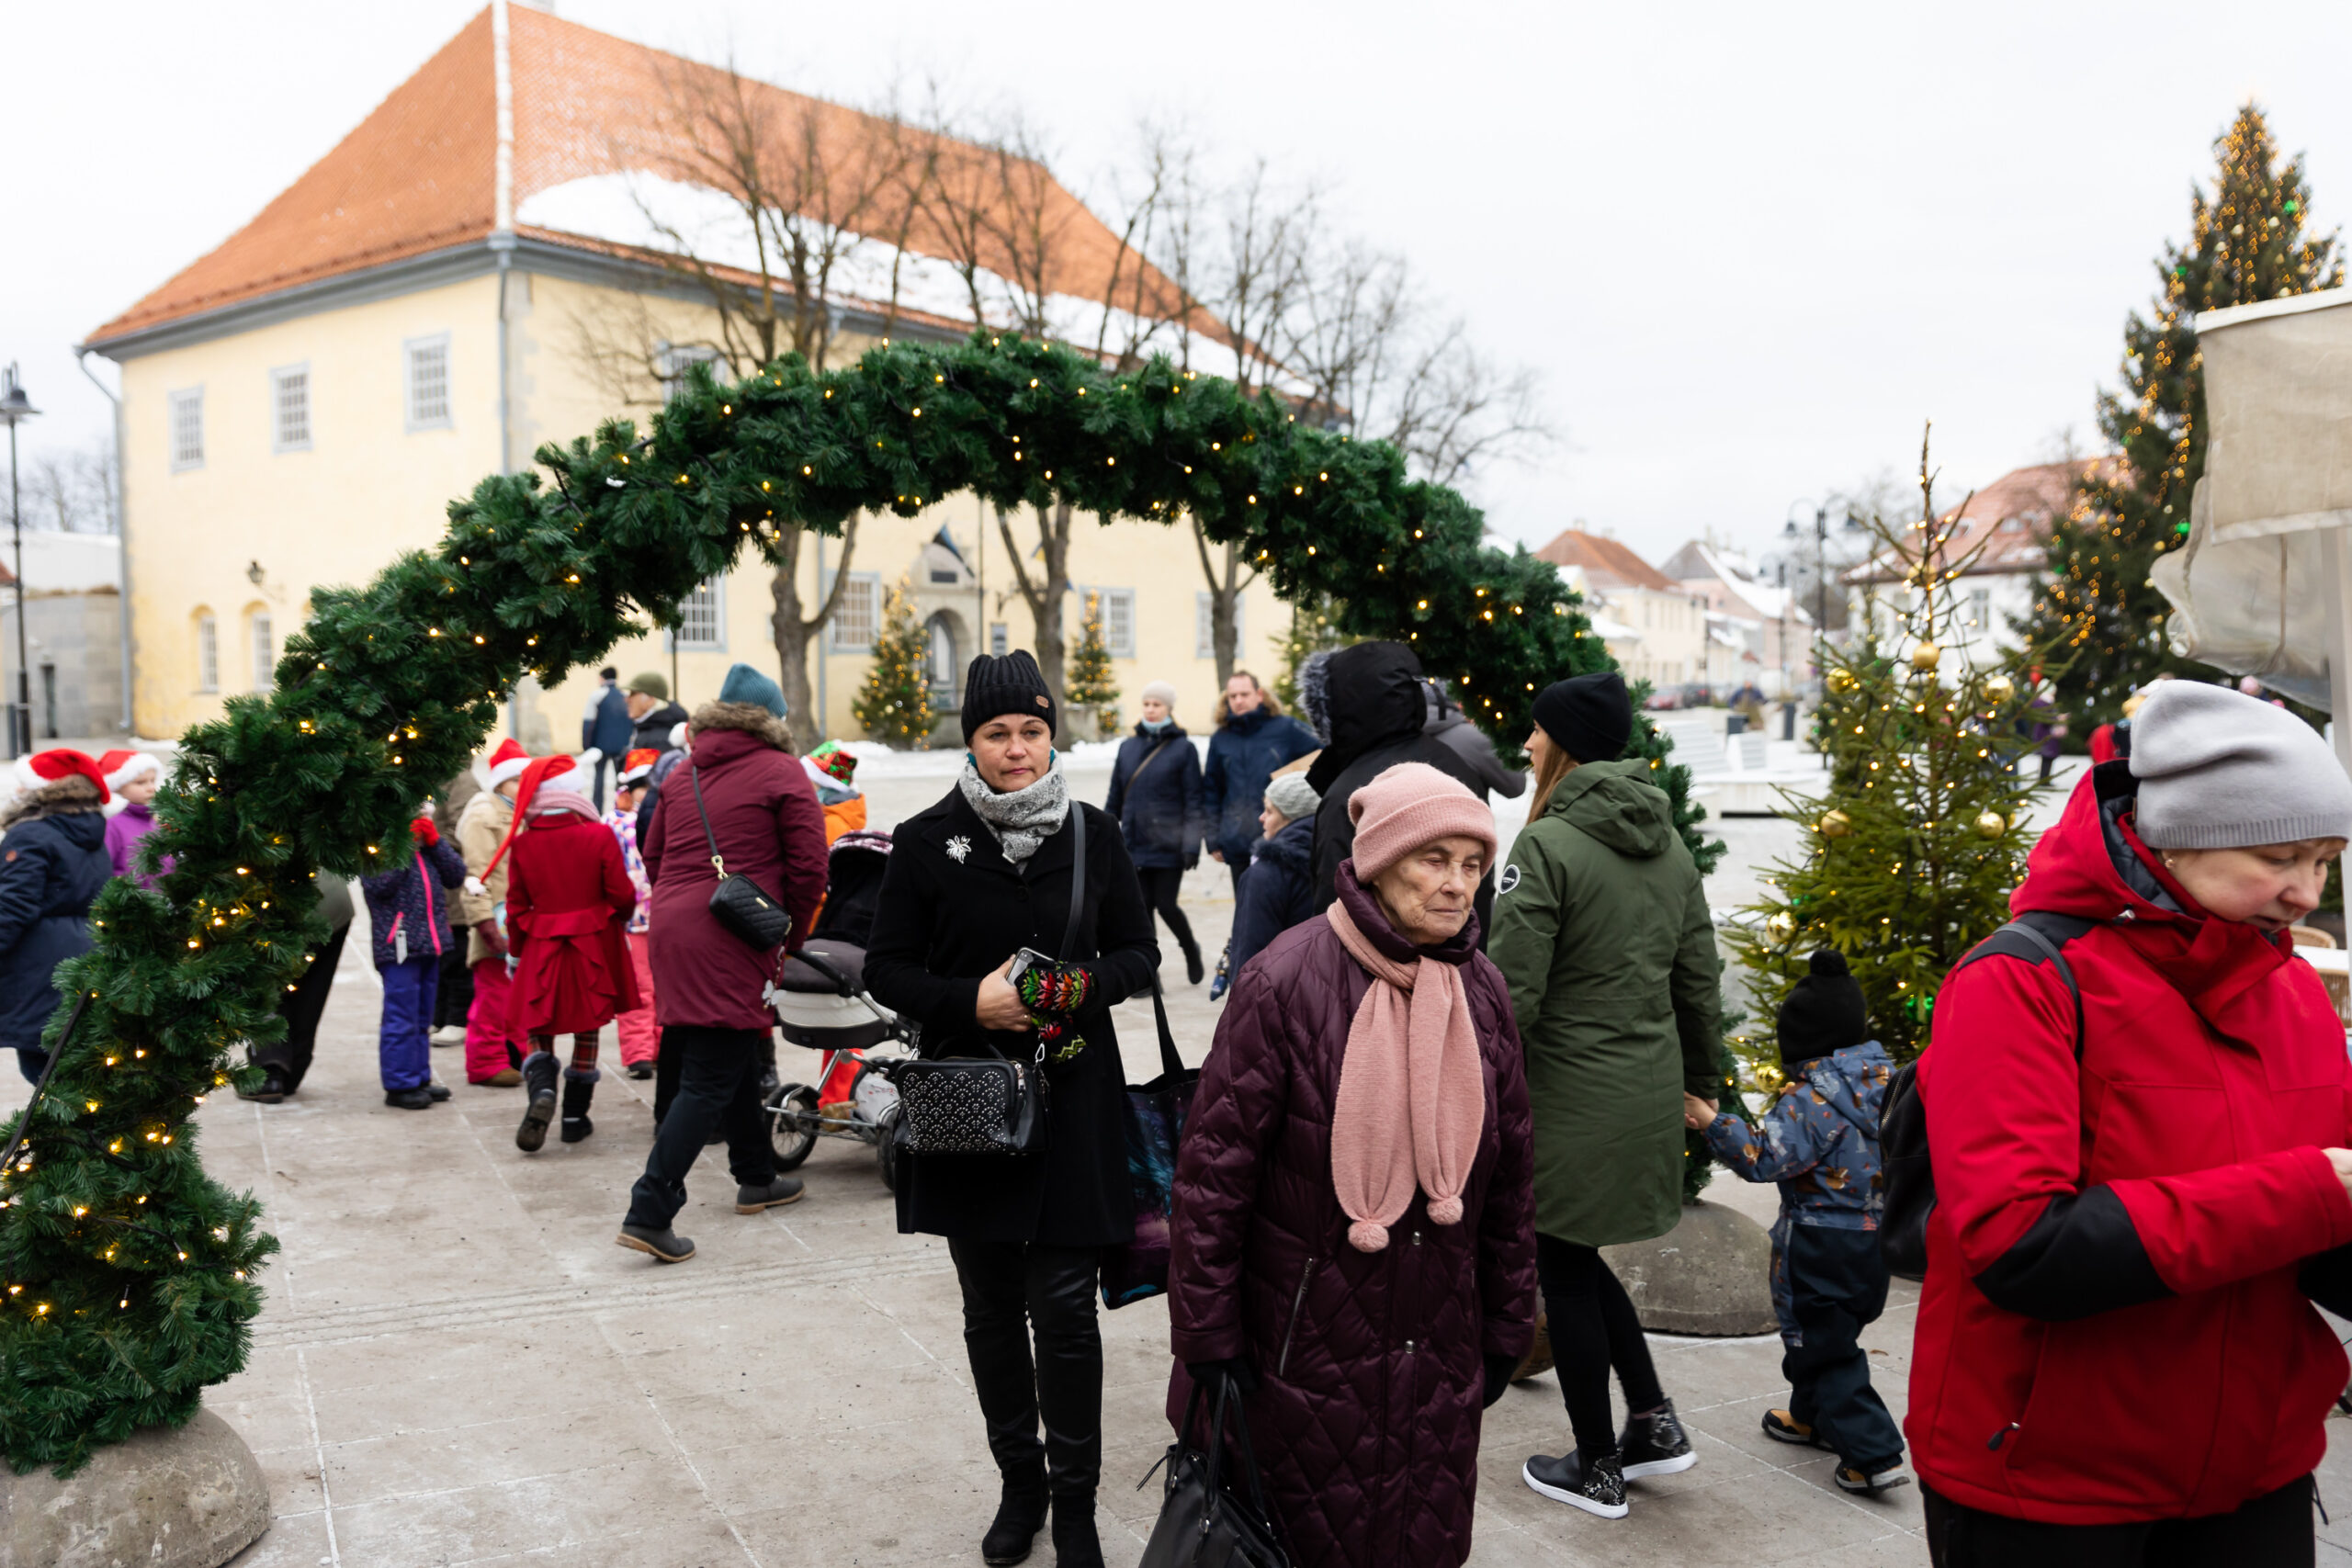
[1952, 911, 2094, 1057]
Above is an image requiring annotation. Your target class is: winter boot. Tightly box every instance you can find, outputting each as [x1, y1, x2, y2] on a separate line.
[1047, 1494, 1102, 1568]
[560, 1070, 597, 1144]
[979, 1461, 1049, 1566]
[1619, 1397, 1696, 1479]
[1182, 937, 1205, 987]
[514, 1051, 560, 1152]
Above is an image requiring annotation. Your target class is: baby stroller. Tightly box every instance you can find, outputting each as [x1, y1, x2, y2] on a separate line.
[766, 829, 915, 1189]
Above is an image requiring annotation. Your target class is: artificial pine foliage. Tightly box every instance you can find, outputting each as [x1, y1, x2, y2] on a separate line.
[1272, 593, 1356, 718]
[1732, 434, 2053, 1085]
[852, 581, 935, 746]
[2018, 102, 2340, 731]
[0, 333, 1718, 1472]
[1065, 595, 1120, 734]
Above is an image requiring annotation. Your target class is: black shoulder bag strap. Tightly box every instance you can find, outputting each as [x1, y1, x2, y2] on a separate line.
[686, 763, 724, 876]
[1057, 802, 1088, 961]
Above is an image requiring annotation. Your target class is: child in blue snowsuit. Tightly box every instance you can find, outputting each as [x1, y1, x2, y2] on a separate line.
[1685, 948, 1907, 1496]
[360, 807, 468, 1110]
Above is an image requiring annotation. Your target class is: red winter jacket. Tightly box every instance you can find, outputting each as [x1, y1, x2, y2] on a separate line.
[1910, 761, 2352, 1524]
[507, 811, 642, 1036]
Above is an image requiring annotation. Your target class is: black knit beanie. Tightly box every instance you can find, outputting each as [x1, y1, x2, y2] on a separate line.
[1531, 671, 1633, 763]
[1777, 949, 1869, 1067]
[961, 650, 1057, 743]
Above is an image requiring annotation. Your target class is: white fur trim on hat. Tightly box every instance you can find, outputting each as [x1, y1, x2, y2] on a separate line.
[106, 752, 162, 790]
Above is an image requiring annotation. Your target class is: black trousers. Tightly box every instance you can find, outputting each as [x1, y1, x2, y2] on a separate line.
[948, 1238, 1103, 1501]
[434, 930, 474, 1030]
[652, 1026, 773, 1127]
[1780, 1225, 1902, 1469]
[252, 923, 349, 1093]
[1537, 1233, 1665, 1459]
[1923, 1477, 2313, 1568]
[1135, 866, 1198, 959]
[624, 1025, 776, 1228]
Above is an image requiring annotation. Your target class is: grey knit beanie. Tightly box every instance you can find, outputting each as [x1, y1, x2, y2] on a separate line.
[2131, 682, 2352, 849]
[1262, 772, 1320, 824]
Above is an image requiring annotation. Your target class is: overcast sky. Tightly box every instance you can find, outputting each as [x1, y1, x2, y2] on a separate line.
[6, 1, 2352, 567]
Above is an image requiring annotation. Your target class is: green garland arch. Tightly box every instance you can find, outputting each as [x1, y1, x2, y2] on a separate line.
[0, 333, 1715, 1471]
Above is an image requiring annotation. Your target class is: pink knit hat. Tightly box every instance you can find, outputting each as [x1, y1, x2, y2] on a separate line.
[1347, 762, 1497, 881]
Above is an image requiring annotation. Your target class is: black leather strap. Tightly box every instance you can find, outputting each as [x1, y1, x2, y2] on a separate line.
[685, 764, 725, 877]
[1057, 803, 1087, 961]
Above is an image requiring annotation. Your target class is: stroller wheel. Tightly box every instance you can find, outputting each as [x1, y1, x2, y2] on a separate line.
[768, 1084, 820, 1170]
[875, 1103, 904, 1193]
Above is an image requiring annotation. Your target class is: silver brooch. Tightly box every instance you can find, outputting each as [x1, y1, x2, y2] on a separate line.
[945, 834, 972, 863]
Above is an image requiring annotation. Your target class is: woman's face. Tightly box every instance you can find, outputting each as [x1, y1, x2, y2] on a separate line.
[972, 716, 1053, 793]
[1259, 802, 1289, 840]
[2161, 839, 2345, 934]
[119, 775, 159, 807]
[1369, 835, 1487, 947]
[1141, 696, 1170, 724]
[1524, 728, 1554, 769]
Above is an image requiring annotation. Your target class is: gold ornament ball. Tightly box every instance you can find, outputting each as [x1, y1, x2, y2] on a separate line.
[1825, 668, 1856, 693]
[1982, 672, 2015, 703]
[1973, 810, 2007, 839]
[1818, 808, 1853, 839]
[1910, 642, 1942, 672]
[1766, 910, 1797, 941]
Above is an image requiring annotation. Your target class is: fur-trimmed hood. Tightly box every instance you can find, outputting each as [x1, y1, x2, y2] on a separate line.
[688, 700, 794, 753]
[2, 774, 107, 830]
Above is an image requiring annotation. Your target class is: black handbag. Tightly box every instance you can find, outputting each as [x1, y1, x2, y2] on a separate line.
[1137, 1376, 1290, 1568]
[686, 764, 795, 953]
[896, 804, 1085, 1159]
[1102, 979, 1196, 1309]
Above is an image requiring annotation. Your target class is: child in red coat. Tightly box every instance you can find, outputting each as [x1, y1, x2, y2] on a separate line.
[483, 755, 643, 1150]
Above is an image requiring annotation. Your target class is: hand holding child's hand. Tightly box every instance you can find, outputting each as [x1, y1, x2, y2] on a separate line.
[1682, 1092, 1717, 1131]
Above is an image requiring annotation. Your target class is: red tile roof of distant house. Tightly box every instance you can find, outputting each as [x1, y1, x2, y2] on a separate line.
[1532, 529, 1684, 594]
[1846, 457, 2123, 584]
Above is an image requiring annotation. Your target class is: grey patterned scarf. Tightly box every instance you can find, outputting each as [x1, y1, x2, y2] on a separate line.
[958, 760, 1070, 865]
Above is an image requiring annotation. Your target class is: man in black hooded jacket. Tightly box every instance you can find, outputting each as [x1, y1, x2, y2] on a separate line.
[1306, 642, 1491, 921]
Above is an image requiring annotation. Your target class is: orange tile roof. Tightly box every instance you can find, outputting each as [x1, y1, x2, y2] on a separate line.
[1846, 457, 2123, 583]
[87, 6, 1191, 347]
[1532, 529, 1684, 594]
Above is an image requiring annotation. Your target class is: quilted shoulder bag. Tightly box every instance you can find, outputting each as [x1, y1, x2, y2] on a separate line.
[687, 764, 795, 953]
[896, 805, 1085, 1158]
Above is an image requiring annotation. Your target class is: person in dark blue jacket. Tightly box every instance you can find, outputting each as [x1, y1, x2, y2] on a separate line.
[361, 807, 469, 1110]
[1222, 771, 1321, 997]
[582, 666, 637, 809]
[1201, 671, 1319, 898]
[0, 751, 113, 1085]
[1104, 681, 1208, 983]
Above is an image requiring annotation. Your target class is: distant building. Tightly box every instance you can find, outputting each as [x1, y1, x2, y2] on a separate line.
[0, 533, 127, 743]
[1657, 540, 1810, 698]
[1532, 530, 1709, 690]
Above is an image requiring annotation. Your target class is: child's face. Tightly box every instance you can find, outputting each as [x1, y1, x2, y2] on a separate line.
[616, 785, 641, 814]
[119, 776, 158, 807]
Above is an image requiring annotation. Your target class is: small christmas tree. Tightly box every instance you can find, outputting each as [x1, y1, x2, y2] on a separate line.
[1272, 593, 1358, 718]
[853, 581, 935, 747]
[1066, 593, 1121, 735]
[1731, 429, 2055, 1087]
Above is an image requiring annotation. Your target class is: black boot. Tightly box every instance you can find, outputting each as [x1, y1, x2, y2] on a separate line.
[980, 1462, 1049, 1566]
[1049, 1495, 1102, 1568]
[560, 1072, 596, 1144]
[1182, 939, 1204, 987]
[515, 1051, 559, 1152]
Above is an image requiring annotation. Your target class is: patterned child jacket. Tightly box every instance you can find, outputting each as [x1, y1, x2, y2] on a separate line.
[604, 805, 650, 934]
[1702, 1039, 1891, 1230]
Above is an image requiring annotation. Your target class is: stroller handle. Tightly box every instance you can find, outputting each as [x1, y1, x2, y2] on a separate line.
[792, 948, 855, 998]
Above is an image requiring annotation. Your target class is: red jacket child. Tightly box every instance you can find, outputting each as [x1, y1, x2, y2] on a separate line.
[507, 795, 643, 1036]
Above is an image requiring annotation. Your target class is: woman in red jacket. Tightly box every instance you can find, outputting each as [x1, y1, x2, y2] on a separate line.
[1915, 682, 2352, 1565]
[491, 755, 642, 1151]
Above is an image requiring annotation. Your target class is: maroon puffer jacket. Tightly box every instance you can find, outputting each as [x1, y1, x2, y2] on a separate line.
[1166, 868, 1537, 1568]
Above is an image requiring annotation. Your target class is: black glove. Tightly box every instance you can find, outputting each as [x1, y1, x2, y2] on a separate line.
[1483, 1351, 1520, 1409]
[1187, 1357, 1261, 1395]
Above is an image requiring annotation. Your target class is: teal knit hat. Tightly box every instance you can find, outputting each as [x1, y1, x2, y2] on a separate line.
[718, 662, 789, 718]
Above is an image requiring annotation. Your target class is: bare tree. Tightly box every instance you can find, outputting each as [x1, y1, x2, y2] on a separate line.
[20, 440, 118, 534]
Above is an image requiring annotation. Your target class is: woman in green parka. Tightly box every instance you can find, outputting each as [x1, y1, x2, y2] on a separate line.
[1487, 671, 1724, 1523]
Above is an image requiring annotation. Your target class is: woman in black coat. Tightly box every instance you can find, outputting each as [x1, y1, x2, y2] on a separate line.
[0, 753, 114, 1084]
[865, 650, 1159, 1568]
[1103, 679, 1207, 984]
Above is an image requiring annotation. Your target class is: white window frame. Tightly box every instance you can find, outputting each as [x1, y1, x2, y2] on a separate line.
[828, 571, 881, 653]
[989, 621, 1010, 658]
[405, 333, 452, 431]
[195, 613, 219, 693]
[169, 388, 205, 472]
[669, 575, 727, 652]
[657, 342, 727, 405]
[250, 612, 274, 691]
[1089, 586, 1136, 660]
[270, 365, 311, 454]
[1195, 592, 1242, 660]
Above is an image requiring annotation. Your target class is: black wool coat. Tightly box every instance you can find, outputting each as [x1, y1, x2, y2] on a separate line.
[1104, 723, 1205, 871]
[865, 786, 1161, 1247]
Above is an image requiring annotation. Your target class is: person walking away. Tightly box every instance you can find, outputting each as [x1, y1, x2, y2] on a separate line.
[1687, 949, 1906, 1494]
[99, 750, 165, 886]
[618, 663, 826, 1262]
[1305, 642, 1487, 912]
[242, 872, 354, 1103]
[1422, 680, 1528, 802]
[625, 671, 689, 754]
[865, 650, 1160, 1568]
[1167, 761, 1537, 1568]
[1222, 771, 1321, 992]
[486, 756, 643, 1149]
[360, 806, 468, 1110]
[1202, 670, 1320, 898]
[1911, 682, 2352, 1565]
[0, 751, 112, 1084]
[582, 666, 635, 810]
[1105, 681, 1208, 984]
[1487, 671, 1724, 1519]
[606, 749, 661, 1080]
[457, 739, 531, 1087]
[430, 768, 481, 1045]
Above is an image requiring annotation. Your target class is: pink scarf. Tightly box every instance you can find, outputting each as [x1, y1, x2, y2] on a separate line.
[1325, 897, 1487, 1253]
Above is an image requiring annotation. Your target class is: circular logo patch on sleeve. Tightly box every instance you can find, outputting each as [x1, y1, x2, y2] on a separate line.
[1498, 863, 1521, 895]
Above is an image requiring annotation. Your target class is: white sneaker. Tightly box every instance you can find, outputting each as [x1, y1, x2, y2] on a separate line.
[430, 1025, 465, 1047]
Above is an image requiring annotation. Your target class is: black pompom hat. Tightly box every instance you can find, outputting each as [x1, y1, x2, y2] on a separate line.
[1777, 949, 1869, 1067]
[961, 650, 1057, 743]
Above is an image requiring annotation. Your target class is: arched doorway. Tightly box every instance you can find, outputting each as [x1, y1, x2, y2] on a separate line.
[925, 612, 958, 709]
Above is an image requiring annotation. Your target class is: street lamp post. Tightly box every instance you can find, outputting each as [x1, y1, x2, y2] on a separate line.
[0, 367, 37, 760]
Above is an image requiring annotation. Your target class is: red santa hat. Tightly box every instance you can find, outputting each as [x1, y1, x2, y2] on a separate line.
[15, 749, 109, 806]
[479, 753, 575, 881]
[99, 749, 163, 793]
[617, 747, 661, 786]
[485, 738, 532, 789]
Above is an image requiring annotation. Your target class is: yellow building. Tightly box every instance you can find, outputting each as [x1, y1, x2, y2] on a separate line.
[82, 4, 1285, 749]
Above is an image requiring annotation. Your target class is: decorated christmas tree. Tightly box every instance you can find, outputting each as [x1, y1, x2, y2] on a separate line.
[2018, 102, 2340, 730]
[1066, 593, 1121, 735]
[1272, 593, 1356, 719]
[852, 581, 934, 747]
[1732, 431, 2055, 1088]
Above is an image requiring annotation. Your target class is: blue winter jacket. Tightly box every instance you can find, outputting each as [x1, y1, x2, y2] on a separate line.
[583, 682, 635, 756]
[1105, 723, 1206, 871]
[0, 785, 111, 1055]
[360, 837, 468, 970]
[1227, 816, 1317, 980]
[1702, 1039, 1892, 1230]
[1200, 708, 1320, 863]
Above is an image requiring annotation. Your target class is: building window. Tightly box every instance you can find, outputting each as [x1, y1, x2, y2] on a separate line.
[250, 613, 274, 691]
[658, 343, 726, 404]
[195, 612, 219, 693]
[828, 572, 881, 652]
[926, 614, 959, 705]
[1965, 588, 1991, 632]
[1195, 592, 1242, 660]
[271, 366, 311, 453]
[672, 575, 725, 651]
[1088, 587, 1136, 659]
[989, 622, 1009, 657]
[405, 334, 451, 429]
[169, 389, 205, 471]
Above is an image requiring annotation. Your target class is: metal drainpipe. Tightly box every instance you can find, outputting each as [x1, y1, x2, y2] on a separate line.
[493, 234, 517, 742]
[815, 532, 827, 734]
[76, 352, 132, 736]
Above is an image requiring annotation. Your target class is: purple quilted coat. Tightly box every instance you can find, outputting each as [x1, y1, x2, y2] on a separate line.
[1166, 867, 1538, 1568]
